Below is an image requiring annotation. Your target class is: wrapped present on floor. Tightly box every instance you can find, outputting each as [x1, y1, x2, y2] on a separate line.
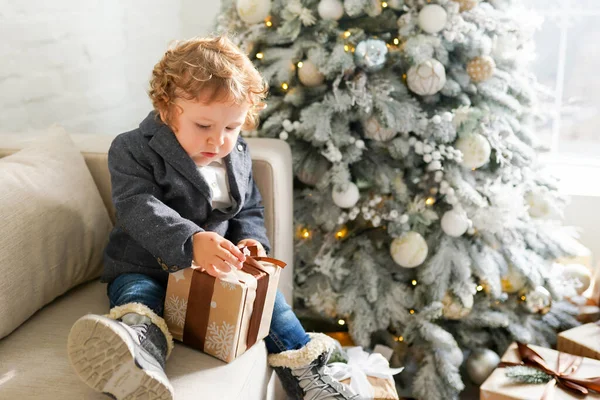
[480, 342, 600, 399]
[163, 246, 286, 363]
[567, 296, 600, 324]
[325, 346, 403, 400]
[558, 322, 600, 361]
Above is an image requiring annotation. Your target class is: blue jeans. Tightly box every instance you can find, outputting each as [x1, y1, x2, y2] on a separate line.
[107, 273, 311, 354]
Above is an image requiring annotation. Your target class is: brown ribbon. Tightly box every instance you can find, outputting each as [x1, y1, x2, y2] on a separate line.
[498, 342, 600, 399]
[183, 245, 286, 356]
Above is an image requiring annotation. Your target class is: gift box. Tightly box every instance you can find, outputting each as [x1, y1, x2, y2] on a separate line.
[480, 342, 600, 399]
[163, 247, 285, 362]
[326, 346, 403, 400]
[567, 296, 600, 324]
[557, 323, 600, 361]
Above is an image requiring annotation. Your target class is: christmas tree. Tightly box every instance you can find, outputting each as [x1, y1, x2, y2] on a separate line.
[217, 0, 586, 398]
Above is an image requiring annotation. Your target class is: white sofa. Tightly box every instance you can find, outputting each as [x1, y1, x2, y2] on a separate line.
[0, 132, 294, 400]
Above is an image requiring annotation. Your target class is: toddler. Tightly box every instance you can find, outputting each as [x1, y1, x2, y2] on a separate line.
[67, 36, 356, 400]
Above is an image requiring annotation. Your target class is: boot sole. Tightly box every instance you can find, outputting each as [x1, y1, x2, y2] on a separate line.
[67, 314, 174, 400]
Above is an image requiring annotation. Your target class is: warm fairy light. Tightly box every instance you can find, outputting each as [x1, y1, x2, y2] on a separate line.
[476, 285, 484, 292]
[393, 38, 400, 45]
[338, 319, 346, 326]
[344, 31, 351, 38]
[425, 197, 436, 206]
[344, 44, 350, 52]
[300, 228, 311, 239]
[335, 226, 348, 239]
[256, 52, 264, 59]
[395, 336, 404, 342]
[297, 61, 303, 68]
[520, 295, 527, 301]
[411, 280, 418, 286]
[409, 309, 415, 314]
[265, 20, 272, 27]
[281, 82, 289, 90]
[402, 73, 407, 81]
[382, 1, 388, 7]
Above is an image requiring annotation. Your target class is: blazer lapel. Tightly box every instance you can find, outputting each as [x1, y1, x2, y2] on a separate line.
[148, 125, 213, 205]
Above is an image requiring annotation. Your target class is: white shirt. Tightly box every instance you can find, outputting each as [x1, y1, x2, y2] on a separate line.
[196, 159, 233, 210]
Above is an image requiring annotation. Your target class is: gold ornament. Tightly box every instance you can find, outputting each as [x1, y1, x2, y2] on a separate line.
[501, 264, 526, 293]
[466, 56, 496, 83]
[466, 349, 500, 385]
[442, 291, 473, 319]
[452, 0, 479, 12]
[390, 232, 428, 268]
[521, 286, 552, 314]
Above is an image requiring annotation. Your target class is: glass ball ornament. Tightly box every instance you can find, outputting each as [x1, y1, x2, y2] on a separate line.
[418, 4, 448, 34]
[354, 39, 389, 72]
[236, 0, 272, 24]
[317, 0, 345, 20]
[332, 182, 360, 209]
[390, 232, 428, 268]
[406, 59, 447, 96]
[501, 265, 526, 294]
[441, 209, 469, 237]
[454, 134, 491, 169]
[298, 60, 325, 87]
[522, 286, 552, 314]
[466, 349, 500, 385]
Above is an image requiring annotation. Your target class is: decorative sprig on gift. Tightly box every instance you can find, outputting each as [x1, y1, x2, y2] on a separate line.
[505, 366, 552, 384]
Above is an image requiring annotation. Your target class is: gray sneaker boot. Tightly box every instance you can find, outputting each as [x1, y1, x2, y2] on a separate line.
[268, 333, 358, 400]
[67, 303, 174, 400]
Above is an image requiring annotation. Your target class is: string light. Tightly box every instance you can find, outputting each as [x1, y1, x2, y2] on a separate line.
[382, 1, 389, 7]
[335, 226, 348, 240]
[281, 82, 289, 91]
[299, 228, 311, 239]
[393, 38, 400, 45]
[338, 319, 346, 326]
[256, 52, 264, 60]
[425, 197, 436, 206]
[411, 280, 418, 286]
[343, 31, 351, 38]
[520, 295, 527, 301]
[264, 16, 272, 27]
[395, 336, 404, 342]
[344, 44, 350, 52]
[476, 285, 484, 292]
[402, 73, 407, 81]
[409, 309, 415, 315]
[297, 61, 303, 68]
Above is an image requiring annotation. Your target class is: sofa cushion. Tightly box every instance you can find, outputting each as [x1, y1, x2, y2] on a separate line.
[0, 127, 113, 339]
[0, 279, 282, 400]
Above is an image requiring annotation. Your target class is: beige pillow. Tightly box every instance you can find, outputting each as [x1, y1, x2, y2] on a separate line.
[0, 127, 113, 339]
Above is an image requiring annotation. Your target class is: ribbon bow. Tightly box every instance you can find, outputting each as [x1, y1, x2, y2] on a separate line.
[499, 342, 600, 399]
[325, 346, 403, 399]
[218, 245, 286, 285]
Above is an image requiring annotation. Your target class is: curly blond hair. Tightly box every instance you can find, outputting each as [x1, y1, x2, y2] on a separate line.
[148, 35, 268, 130]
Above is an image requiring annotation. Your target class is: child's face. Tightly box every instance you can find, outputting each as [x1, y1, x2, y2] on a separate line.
[168, 96, 249, 166]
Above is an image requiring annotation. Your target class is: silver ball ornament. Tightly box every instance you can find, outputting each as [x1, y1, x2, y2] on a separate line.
[354, 39, 388, 72]
[466, 349, 500, 385]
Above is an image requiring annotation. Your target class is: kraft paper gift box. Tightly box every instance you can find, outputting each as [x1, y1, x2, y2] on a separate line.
[326, 346, 402, 400]
[163, 247, 285, 363]
[557, 323, 600, 361]
[480, 342, 600, 400]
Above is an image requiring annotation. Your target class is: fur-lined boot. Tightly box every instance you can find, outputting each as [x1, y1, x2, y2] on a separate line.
[67, 303, 174, 400]
[268, 333, 358, 400]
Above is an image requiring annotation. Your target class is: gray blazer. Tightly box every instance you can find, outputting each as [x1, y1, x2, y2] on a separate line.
[101, 112, 270, 286]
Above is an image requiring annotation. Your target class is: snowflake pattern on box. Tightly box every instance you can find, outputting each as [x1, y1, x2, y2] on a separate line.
[164, 294, 187, 328]
[220, 280, 237, 291]
[205, 320, 235, 360]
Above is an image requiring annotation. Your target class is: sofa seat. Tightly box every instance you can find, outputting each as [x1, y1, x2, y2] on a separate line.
[0, 279, 284, 400]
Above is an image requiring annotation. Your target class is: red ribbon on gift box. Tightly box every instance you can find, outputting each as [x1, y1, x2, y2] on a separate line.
[498, 342, 600, 399]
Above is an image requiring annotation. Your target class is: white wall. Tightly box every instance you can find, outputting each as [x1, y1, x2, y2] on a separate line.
[0, 0, 187, 134]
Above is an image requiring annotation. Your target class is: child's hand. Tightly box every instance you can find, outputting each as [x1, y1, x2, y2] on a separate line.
[192, 232, 246, 279]
[237, 239, 267, 257]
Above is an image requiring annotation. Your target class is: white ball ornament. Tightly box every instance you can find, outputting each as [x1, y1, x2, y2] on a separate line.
[407, 59, 447, 96]
[466, 349, 500, 385]
[561, 263, 592, 295]
[390, 232, 428, 268]
[525, 190, 555, 219]
[418, 4, 448, 34]
[363, 117, 397, 142]
[317, 0, 344, 21]
[236, 0, 271, 24]
[501, 265, 526, 293]
[441, 209, 469, 237]
[454, 134, 491, 169]
[332, 182, 360, 209]
[387, 0, 404, 10]
[298, 60, 325, 87]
